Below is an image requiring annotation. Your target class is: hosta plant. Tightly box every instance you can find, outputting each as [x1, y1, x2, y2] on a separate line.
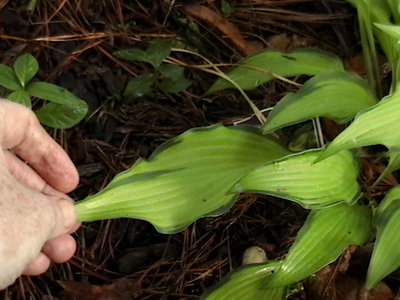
[74, 0, 400, 298]
[0, 53, 88, 128]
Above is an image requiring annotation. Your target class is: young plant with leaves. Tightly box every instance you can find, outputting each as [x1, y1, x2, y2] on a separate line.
[0, 53, 88, 128]
[73, 1, 400, 298]
[113, 40, 192, 97]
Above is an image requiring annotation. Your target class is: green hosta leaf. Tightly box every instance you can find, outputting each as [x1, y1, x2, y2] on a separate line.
[7, 89, 31, 107]
[207, 48, 344, 93]
[234, 149, 360, 209]
[366, 186, 400, 289]
[375, 23, 400, 39]
[13, 54, 39, 87]
[124, 74, 156, 98]
[75, 125, 291, 233]
[0, 65, 21, 90]
[159, 64, 191, 93]
[201, 262, 286, 300]
[113, 40, 172, 67]
[26, 81, 83, 105]
[317, 90, 400, 162]
[35, 100, 88, 129]
[262, 71, 376, 133]
[265, 204, 372, 288]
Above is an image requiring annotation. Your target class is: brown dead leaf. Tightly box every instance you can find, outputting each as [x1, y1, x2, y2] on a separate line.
[304, 246, 394, 300]
[58, 278, 136, 300]
[184, 5, 262, 56]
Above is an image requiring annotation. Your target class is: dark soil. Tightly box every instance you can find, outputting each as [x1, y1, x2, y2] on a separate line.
[0, 1, 383, 299]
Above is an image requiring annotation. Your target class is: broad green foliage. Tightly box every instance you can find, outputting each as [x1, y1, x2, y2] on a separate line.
[201, 262, 286, 300]
[318, 90, 400, 162]
[75, 125, 290, 233]
[262, 71, 376, 133]
[0, 53, 88, 128]
[75, 1, 400, 295]
[366, 186, 400, 289]
[114, 40, 192, 97]
[265, 204, 372, 288]
[207, 48, 344, 93]
[235, 149, 360, 209]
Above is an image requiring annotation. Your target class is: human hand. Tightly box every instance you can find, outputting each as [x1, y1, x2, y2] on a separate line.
[0, 99, 80, 289]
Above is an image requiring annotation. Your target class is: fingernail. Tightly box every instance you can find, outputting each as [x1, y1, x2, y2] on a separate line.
[58, 198, 76, 231]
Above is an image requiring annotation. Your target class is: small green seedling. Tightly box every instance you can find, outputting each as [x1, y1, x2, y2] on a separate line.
[113, 40, 192, 98]
[0, 53, 88, 128]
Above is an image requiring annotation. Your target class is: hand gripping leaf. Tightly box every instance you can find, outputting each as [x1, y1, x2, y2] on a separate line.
[366, 186, 400, 289]
[265, 204, 372, 288]
[318, 91, 400, 171]
[201, 262, 286, 300]
[75, 125, 290, 233]
[262, 71, 376, 133]
[234, 149, 360, 209]
[207, 48, 344, 93]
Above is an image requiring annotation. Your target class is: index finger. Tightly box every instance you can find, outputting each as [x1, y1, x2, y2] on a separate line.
[0, 99, 79, 193]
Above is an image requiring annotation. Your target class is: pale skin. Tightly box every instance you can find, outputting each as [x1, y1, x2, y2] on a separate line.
[0, 99, 79, 289]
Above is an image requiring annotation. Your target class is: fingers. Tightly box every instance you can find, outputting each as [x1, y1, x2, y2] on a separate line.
[42, 235, 77, 263]
[23, 253, 51, 276]
[0, 100, 79, 193]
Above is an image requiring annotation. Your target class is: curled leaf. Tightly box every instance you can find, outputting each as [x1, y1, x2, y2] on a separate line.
[201, 262, 286, 300]
[266, 204, 372, 288]
[262, 71, 376, 133]
[317, 90, 400, 162]
[366, 186, 400, 289]
[234, 149, 360, 209]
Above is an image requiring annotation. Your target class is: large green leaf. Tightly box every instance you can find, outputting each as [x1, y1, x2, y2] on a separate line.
[366, 186, 400, 289]
[201, 262, 286, 300]
[317, 90, 400, 162]
[234, 149, 360, 209]
[13, 54, 39, 87]
[75, 125, 291, 233]
[262, 71, 376, 133]
[35, 100, 88, 129]
[0, 65, 21, 90]
[207, 48, 344, 93]
[265, 204, 372, 288]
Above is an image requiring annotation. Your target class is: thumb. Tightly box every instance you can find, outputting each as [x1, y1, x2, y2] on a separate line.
[49, 197, 78, 239]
